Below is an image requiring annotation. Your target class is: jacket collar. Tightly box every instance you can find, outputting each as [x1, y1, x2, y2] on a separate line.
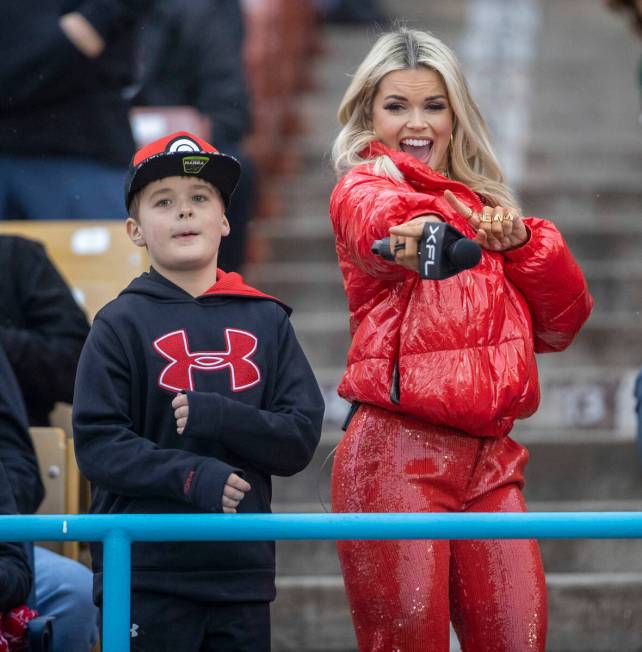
[147, 267, 292, 314]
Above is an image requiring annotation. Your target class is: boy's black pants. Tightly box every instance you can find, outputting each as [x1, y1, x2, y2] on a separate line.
[117, 592, 270, 651]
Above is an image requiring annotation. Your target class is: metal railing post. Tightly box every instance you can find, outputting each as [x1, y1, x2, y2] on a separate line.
[102, 529, 131, 652]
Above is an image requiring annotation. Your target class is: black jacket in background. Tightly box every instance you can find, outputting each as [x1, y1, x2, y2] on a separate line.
[0, 345, 36, 608]
[0, 461, 32, 611]
[0, 344, 45, 516]
[0, 0, 150, 165]
[134, 0, 251, 147]
[73, 268, 324, 603]
[0, 236, 90, 426]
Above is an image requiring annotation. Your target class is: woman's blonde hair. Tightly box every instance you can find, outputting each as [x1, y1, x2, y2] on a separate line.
[331, 28, 518, 208]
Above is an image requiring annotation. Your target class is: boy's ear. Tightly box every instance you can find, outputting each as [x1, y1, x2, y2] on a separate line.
[221, 215, 231, 238]
[126, 217, 147, 247]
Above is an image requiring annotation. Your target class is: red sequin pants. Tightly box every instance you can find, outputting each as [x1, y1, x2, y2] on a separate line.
[332, 404, 547, 652]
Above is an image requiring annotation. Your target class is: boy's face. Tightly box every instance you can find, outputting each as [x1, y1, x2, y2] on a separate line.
[126, 176, 230, 276]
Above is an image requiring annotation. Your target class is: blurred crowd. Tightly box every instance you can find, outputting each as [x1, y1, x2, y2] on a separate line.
[0, 0, 387, 274]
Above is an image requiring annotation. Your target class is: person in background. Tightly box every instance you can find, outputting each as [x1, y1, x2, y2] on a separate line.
[0, 458, 32, 613]
[0, 343, 98, 652]
[0, 459, 36, 652]
[314, 0, 388, 25]
[329, 28, 593, 651]
[0, 0, 150, 220]
[133, 0, 254, 272]
[0, 235, 90, 427]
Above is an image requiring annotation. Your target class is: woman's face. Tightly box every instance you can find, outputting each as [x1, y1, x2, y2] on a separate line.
[371, 67, 454, 171]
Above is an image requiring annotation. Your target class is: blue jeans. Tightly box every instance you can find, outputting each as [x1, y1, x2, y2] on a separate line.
[0, 156, 126, 220]
[35, 546, 99, 652]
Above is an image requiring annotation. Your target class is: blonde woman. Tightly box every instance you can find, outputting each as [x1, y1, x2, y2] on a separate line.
[329, 28, 593, 651]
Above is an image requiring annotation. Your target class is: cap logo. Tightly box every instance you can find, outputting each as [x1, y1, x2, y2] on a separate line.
[167, 137, 201, 153]
[182, 156, 209, 174]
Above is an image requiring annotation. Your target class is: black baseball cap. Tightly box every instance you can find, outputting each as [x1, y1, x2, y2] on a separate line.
[125, 131, 241, 210]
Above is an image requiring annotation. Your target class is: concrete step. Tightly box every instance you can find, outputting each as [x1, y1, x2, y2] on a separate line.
[585, 261, 642, 314]
[524, 145, 641, 188]
[546, 572, 642, 652]
[272, 438, 642, 505]
[271, 572, 642, 652]
[543, 313, 642, 366]
[519, 187, 642, 229]
[521, 362, 638, 435]
[565, 227, 642, 261]
[523, 440, 642, 502]
[245, 263, 345, 314]
[251, 216, 337, 264]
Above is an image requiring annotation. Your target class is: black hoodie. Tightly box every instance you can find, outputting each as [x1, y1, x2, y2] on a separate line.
[0, 343, 45, 516]
[73, 268, 324, 603]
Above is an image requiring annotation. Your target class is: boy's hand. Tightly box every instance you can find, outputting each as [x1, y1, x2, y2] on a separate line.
[223, 473, 251, 513]
[172, 393, 189, 435]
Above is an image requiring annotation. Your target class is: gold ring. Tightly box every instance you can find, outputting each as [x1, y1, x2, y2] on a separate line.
[467, 207, 474, 219]
[481, 214, 492, 223]
[493, 214, 502, 222]
[503, 212, 515, 222]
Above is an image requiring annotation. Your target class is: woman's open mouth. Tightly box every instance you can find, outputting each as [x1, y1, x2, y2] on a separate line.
[399, 138, 433, 164]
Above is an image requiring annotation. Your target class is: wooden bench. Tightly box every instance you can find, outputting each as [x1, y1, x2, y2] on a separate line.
[30, 427, 80, 560]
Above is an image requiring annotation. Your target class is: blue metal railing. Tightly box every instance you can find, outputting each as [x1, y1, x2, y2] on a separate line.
[2, 512, 642, 652]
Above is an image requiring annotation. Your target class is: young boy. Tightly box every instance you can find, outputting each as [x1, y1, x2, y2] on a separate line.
[72, 131, 325, 651]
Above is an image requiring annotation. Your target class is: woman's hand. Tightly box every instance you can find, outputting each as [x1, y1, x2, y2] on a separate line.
[172, 393, 189, 434]
[388, 214, 443, 272]
[444, 189, 528, 252]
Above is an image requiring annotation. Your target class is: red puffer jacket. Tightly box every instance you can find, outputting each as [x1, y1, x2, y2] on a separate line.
[329, 142, 593, 438]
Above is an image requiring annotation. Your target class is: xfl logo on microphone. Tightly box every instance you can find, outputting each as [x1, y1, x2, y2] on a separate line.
[422, 223, 440, 274]
[153, 328, 261, 393]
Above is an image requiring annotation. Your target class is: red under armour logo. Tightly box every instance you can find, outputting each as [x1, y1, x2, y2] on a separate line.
[153, 329, 261, 392]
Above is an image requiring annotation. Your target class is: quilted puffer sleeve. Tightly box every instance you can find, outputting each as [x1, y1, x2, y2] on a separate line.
[503, 217, 593, 352]
[330, 167, 446, 280]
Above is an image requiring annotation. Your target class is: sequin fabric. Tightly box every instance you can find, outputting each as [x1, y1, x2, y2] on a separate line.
[332, 404, 547, 651]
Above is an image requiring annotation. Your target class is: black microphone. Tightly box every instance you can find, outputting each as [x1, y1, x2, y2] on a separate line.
[372, 222, 481, 280]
